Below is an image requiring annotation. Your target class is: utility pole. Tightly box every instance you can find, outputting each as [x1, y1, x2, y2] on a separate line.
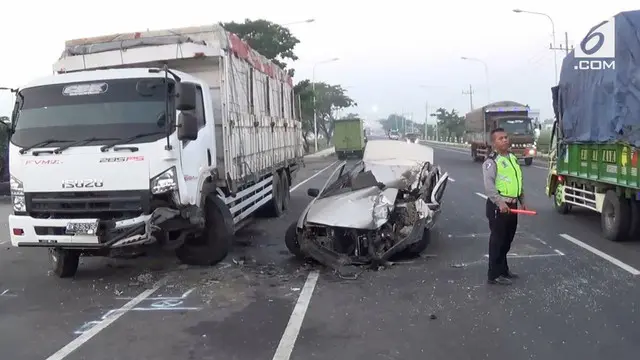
[462, 84, 474, 111]
[550, 31, 572, 56]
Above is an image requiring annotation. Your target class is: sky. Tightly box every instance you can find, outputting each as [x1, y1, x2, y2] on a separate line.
[1, 0, 638, 129]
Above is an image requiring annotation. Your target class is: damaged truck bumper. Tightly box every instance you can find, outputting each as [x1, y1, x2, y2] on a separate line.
[9, 207, 180, 249]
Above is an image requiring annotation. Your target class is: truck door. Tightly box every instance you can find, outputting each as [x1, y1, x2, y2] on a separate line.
[180, 83, 214, 202]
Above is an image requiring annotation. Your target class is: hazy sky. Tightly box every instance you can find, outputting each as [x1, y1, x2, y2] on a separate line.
[1, 0, 638, 127]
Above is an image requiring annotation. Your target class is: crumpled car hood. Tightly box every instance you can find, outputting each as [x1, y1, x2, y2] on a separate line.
[362, 140, 434, 190]
[305, 186, 399, 229]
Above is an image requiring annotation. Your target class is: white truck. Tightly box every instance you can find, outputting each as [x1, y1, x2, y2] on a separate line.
[2, 25, 304, 277]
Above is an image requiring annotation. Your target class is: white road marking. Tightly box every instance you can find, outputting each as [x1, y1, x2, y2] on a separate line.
[554, 249, 565, 256]
[0, 240, 7, 245]
[46, 277, 169, 360]
[533, 165, 547, 170]
[559, 234, 640, 276]
[475, 192, 488, 199]
[272, 270, 320, 360]
[483, 253, 563, 259]
[449, 177, 456, 182]
[291, 161, 339, 192]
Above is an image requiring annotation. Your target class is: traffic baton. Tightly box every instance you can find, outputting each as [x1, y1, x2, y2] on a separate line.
[510, 209, 537, 215]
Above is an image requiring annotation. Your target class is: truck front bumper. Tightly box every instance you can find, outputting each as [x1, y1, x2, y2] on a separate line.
[9, 208, 180, 249]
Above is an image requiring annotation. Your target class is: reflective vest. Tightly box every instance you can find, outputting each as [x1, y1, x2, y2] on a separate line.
[494, 153, 523, 198]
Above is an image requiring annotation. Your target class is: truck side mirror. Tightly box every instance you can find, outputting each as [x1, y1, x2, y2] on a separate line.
[176, 82, 197, 111]
[177, 112, 198, 141]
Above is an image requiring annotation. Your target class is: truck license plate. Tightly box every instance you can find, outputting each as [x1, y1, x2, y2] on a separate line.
[65, 221, 99, 235]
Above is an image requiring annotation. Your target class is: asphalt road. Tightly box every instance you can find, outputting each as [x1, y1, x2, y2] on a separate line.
[1, 143, 639, 360]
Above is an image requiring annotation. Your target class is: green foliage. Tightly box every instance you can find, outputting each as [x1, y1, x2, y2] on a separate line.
[433, 108, 465, 138]
[378, 114, 421, 135]
[220, 18, 300, 75]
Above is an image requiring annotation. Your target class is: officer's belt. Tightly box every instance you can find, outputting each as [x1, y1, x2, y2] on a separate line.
[498, 194, 519, 204]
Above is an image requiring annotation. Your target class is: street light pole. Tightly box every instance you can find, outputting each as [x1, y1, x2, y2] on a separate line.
[312, 58, 339, 152]
[461, 56, 490, 103]
[513, 9, 558, 84]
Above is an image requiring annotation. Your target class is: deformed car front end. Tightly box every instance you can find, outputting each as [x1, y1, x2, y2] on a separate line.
[285, 140, 449, 274]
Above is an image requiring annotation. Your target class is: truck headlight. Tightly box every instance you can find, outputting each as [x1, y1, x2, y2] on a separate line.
[10, 175, 25, 212]
[528, 148, 536, 155]
[150, 167, 178, 194]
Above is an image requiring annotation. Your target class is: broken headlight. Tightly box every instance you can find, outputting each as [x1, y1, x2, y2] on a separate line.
[372, 192, 394, 228]
[150, 166, 178, 194]
[10, 175, 25, 213]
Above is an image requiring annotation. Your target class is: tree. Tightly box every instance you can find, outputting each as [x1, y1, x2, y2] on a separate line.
[293, 80, 315, 152]
[378, 114, 421, 135]
[433, 108, 465, 139]
[312, 82, 356, 142]
[220, 19, 300, 76]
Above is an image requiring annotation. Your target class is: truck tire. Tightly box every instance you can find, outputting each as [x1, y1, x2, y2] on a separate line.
[176, 196, 233, 266]
[265, 172, 284, 217]
[627, 200, 640, 241]
[285, 221, 304, 258]
[601, 190, 632, 242]
[281, 170, 291, 212]
[50, 248, 80, 278]
[524, 158, 533, 166]
[553, 183, 571, 214]
[337, 151, 346, 160]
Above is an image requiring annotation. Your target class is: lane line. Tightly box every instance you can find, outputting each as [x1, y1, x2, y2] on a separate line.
[449, 177, 456, 182]
[475, 192, 488, 199]
[554, 249, 565, 256]
[483, 253, 563, 259]
[46, 276, 169, 360]
[272, 270, 320, 360]
[559, 234, 640, 276]
[291, 161, 339, 192]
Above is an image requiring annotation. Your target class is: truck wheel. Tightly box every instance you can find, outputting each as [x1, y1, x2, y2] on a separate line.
[176, 196, 233, 265]
[601, 190, 632, 242]
[285, 221, 304, 259]
[281, 170, 291, 212]
[337, 151, 346, 160]
[265, 172, 284, 217]
[627, 200, 640, 241]
[50, 248, 80, 278]
[553, 183, 571, 214]
[524, 158, 533, 166]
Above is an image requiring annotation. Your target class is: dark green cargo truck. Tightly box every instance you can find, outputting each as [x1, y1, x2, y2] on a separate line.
[545, 10, 640, 242]
[333, 117, 366, 160]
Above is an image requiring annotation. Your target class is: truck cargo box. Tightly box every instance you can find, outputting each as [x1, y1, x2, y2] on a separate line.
[555, 10, 640, 147]
[54, 25, 304, 189]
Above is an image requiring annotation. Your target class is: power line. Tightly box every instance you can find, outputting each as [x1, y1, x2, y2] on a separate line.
[550, 31, 573, 56]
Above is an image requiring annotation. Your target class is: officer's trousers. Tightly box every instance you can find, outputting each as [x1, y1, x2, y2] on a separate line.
[485, 199, 518, 280]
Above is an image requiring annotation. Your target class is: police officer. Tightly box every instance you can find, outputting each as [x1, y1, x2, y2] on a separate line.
[482, 127, 527, 285]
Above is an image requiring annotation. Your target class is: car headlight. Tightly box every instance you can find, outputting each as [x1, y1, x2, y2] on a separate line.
[528, 148, 536, 155]
[150, 167, 178, 194]
[10, 175, 25, 213]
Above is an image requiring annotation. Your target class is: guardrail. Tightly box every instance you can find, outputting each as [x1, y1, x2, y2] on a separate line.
[420, 139, 550, 160]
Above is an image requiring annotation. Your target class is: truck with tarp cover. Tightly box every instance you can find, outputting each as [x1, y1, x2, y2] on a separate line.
[545, 10, 640, 242]
[464, 101, 537, 166]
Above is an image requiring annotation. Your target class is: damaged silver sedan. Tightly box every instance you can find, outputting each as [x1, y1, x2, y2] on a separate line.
[285, 140, 449, 273]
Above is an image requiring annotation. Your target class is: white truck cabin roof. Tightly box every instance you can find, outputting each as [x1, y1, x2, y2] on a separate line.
[54, 24, 293, 86]
[20, 67, 197, 90]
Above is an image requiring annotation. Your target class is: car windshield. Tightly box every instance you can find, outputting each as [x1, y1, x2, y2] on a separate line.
[11, 78, 174, 148]
[498, 118, 533, 135]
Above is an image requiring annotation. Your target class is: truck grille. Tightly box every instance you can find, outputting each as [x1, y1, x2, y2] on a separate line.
[25, 191, 150, 220]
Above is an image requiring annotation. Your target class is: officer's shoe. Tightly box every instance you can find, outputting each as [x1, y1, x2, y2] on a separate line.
[487, 276, 512, 285]
[504, 271, 519, 279]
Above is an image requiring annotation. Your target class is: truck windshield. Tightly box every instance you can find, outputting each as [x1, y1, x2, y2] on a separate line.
[498, 118, 532, 135]
[11, 78, 174, 149]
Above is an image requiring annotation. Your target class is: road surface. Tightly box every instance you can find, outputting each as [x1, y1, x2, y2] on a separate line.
[0, 143, 639, 360]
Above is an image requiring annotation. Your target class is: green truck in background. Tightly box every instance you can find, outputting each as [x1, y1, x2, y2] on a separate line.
[545, 11, 640, 242]
[333, 117, 366, 160]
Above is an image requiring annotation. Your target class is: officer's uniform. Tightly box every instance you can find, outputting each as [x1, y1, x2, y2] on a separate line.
[482, 151, 525, 281]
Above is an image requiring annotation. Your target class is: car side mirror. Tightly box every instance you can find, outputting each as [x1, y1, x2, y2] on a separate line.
[176, 82, 197, 111]
[307, 188, 320, 197]
[177, 112, 198, 141]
